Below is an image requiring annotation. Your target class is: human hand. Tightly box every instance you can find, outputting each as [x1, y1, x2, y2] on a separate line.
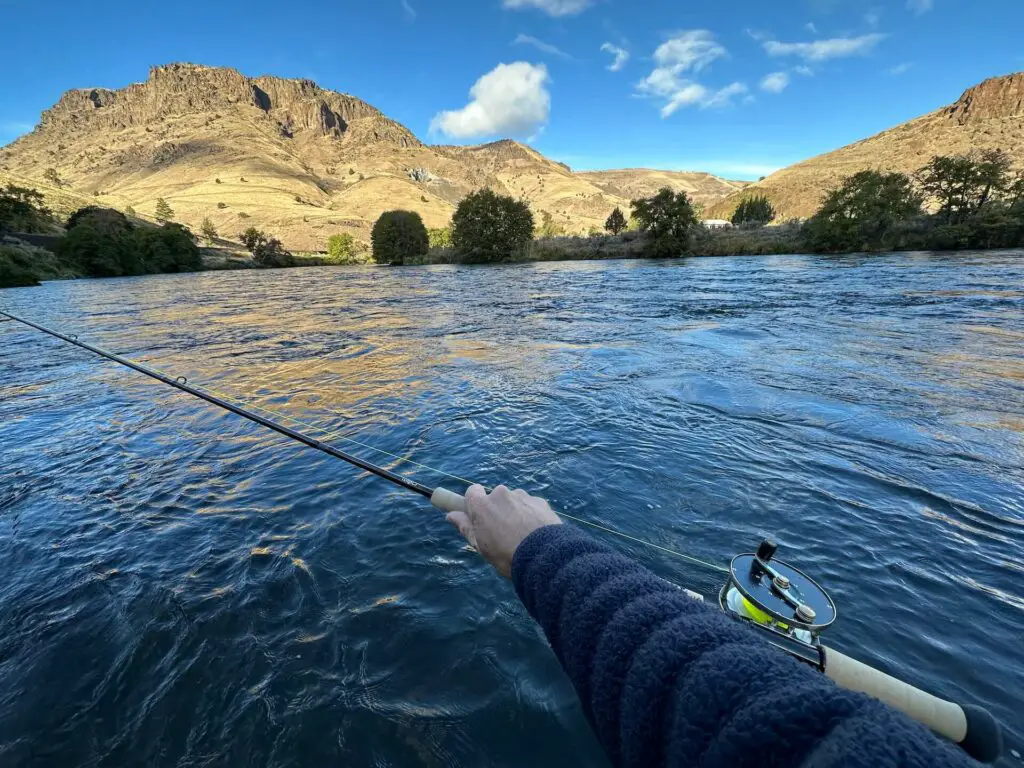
[446, 484, 562, 578]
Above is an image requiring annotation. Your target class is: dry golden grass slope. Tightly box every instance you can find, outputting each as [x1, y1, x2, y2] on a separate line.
[0, 63, 746, 251]
[708, 72, 1024, 222]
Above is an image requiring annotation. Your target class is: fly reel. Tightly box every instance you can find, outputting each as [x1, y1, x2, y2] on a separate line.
[719, 539, 837, 669]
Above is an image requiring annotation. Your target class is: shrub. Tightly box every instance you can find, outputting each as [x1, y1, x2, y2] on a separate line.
[217, 202, 228, 209]
[43, 168, 62, 187]
[0, 244, 43, 287]
[237, 212, 250, 219]
[125, 205, 137, 217]
[327, 233, 357, 263]
[451, 189, 533, 263]
[730, 195, 776, 227]
[630, 188, 698, 257]
[537, 210, 565, 238]
[154, 198, 174, 223]
[605, 207, 627, 235]
[134, 223, 202, 273]
[253, 238, 293, 267]
[428, 227, 452, 249]
[215, 178, 222, 184]
[371, 210, 428, 264]
[239, 227, 268, 253]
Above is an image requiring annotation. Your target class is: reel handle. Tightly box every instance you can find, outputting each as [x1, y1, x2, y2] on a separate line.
[430, 487, 467, 513]
[823, 647, 1002, 763]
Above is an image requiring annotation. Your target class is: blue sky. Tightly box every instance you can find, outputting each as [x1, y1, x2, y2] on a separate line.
[1, 0, 1021, 180]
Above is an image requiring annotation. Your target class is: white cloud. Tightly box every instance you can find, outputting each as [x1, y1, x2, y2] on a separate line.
[514, 34, 571, 59]
[760, 72, 790, 93]
[907, 0, 933, 14]
[401, 0, 416, 21]
[430, 62, 551, 139]
[502, 0, 590, 17]
[804, 22, 818, 34]
[864, 11, 880, 27]
[888, 62, 914, 75]
[763, 33, 885, 62]
[795, 65, 815, 76]
[601, 43, 630, 71]
[636, 31, 744, 116]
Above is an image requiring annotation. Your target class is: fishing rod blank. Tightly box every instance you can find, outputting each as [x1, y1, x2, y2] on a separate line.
[0, 310, 1002, 762]
[0, 309, 466, 511]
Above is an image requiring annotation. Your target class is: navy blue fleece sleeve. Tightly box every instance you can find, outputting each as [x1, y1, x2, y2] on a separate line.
[511, 524, 975, 768]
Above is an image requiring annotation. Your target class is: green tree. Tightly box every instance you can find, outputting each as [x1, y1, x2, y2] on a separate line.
[56, 212, 136, 277]
[252, 237, 293, 267]
[451, 189, 534, 263]
[731, 195, 776, 227]
[327, 233, 357, 262]
[200, 217, 218, 244]
[804, 170, 923, 252]
[918, 150, 1012, 223]
[537, 210, 565, 238]
[428, 227, 452, 249]
[43, 168, 62, 187]
[239, 226, 268, 253]
[0, 184, 53, 234]
[154, 198, 174, 223]
[605, 207, 628, 235]
[135, 223, 202, 273]
[125, 205, 137, 218]
[371, 210, 429, 264]
[630, 187, 698, 257]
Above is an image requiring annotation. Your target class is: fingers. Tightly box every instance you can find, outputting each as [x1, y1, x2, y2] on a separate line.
[446, 510, 477, 549]
[465, 484, 488, 523]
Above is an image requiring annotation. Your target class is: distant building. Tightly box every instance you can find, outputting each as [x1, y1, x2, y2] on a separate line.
[702, 219, 733, 230]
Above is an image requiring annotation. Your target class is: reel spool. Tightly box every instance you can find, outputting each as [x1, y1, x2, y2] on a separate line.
[720, 539, 837, 669]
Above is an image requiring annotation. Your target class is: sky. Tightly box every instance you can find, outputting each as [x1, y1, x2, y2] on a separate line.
[1, 0, 1022, 180]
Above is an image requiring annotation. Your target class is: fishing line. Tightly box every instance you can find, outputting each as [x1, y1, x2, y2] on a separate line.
[1, 309, 728, 574]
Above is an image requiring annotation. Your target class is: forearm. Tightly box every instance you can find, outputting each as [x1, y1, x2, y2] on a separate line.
[511, 524, 972, 768]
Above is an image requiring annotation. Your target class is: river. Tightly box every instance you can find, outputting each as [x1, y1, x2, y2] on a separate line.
[1, 253, 1022, 766]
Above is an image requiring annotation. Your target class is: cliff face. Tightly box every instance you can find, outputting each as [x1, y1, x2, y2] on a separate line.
[707, 71, 1024, 222]
[0, 63, 744, 249]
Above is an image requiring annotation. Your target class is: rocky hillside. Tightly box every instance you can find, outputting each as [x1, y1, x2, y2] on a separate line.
[0, 63, 744, 250]
[708, 72, 1024, 222]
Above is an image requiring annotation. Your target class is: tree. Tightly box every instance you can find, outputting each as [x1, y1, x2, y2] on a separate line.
[371, 210, 429, 264]
[605, 207, 627, 235]
[43, 168, 62, 187]
[0, 184, 53, 234]
[630, 187, 698, 257]
[200, 217, 218, 244]
[537, 210, 565, 238]
[239, 226, 267, 253]
[154, 198, 174, 223]
[918, 150, 1012, 223]
[804, 170, 922, 252]
[428, 227, 452, 249]
[252, 237, 293, 267]
[135, 223, 202, 273]
[451, 189, 534, 263]
[731, 195, 776, 227]
[125, 205, 137, 218]
[327, 233, 357, 262]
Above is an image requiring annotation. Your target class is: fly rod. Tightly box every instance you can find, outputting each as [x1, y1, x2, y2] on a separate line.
[0, 309, 467, 512]
[0, 309, 1003, 762]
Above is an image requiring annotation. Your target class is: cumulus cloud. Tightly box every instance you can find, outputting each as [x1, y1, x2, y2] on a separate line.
[760, 72, 790, 93]
[430, 62, 551, 139]
[514, 34, 571, 59]
[502, 0, 590, 17]
[907, 0, 933, 14]
[636, 31, 743, 116]
[763, 33, 885, 62]
[794, 65, 815, 76]
[601, 43, 630, 71]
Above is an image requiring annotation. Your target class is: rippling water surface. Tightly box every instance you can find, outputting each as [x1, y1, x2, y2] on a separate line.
[1, 252, 1023, 766]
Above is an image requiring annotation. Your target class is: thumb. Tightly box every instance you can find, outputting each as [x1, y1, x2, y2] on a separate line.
[446, 511, 478, 550]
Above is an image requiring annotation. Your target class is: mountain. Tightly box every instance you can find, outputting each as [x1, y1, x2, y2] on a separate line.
[0, 63, 745, 250]
[707, 72, 1024, 222]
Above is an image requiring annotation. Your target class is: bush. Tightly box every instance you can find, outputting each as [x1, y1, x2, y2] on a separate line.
[428, 227, 452, 249]
[327, 233, 358, 263]
[253, 238, 293, 267]
[371, 210, 428, 264]
[630, 188, 698, 257]
[200, 217, 218, 243]
[451, 189, 534, 263]
[0, 244, 43, 287]
[217, 202, 228, 209]
[537, 210, 565, 238]
[134, 223, 202, 273]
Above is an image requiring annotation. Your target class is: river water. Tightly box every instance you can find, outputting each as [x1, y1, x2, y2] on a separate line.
[1, 253, 1022, 766]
